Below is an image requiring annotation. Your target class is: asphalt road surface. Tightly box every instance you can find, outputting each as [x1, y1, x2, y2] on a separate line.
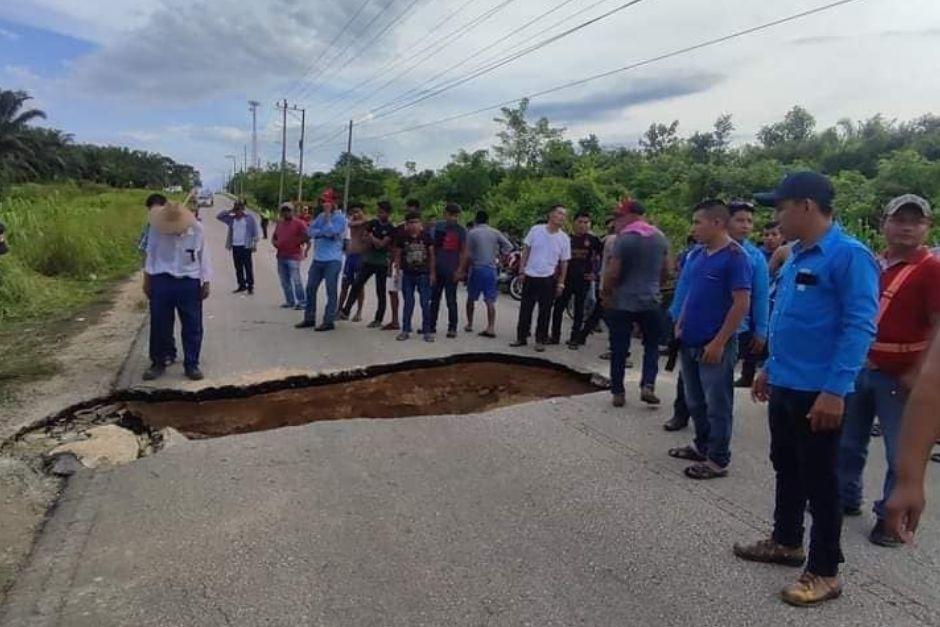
[3, 195, 940, 626]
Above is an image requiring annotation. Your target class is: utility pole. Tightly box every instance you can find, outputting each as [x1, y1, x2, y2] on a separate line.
[342, 119, 353, 212]
[242, 144, 248, 197]
[295, 106, 306, 202]
[277, 99, 288, 207]
[248, 100, 260, 170]
[225, 154, 237, 196]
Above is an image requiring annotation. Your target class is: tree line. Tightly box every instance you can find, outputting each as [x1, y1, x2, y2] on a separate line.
[0, 89, 198, 194]
[234, 100, 940, 248]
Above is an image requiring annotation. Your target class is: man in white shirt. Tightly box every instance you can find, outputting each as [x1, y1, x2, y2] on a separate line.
[143, 202, 212, 381]
[510, 205, 571, 352]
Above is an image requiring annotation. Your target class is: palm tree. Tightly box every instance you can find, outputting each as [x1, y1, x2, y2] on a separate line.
[0, 89, 47, 182]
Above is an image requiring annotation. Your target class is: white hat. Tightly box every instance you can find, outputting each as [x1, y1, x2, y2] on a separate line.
[150, 202, 196, 235]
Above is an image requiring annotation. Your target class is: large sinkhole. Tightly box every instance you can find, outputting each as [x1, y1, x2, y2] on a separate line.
[22, 355, 605, 446]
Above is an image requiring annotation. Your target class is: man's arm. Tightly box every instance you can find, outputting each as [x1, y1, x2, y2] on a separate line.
[702, 289, 750, 363]
[215, 209, 232, 225]
[198, 232, 213, 299]
[518, 245, 531, 279]
[428, 240, 437, 284]
[601, 256, 621, 306]
[555, 261, 568, 296]
[750, 249, 771, 346]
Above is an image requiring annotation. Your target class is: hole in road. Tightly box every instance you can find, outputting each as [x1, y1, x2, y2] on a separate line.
[132, 359, 600, 439]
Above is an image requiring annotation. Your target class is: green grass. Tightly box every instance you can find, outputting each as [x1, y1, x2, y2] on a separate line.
[0, 183, 157, 392]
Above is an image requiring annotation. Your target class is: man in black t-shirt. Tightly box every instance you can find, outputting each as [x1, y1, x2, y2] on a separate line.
[429, 202, 467, 338]
[393, 211, 436, 342]
[551, 210, 602, 347]
[340, 201, 395, 327]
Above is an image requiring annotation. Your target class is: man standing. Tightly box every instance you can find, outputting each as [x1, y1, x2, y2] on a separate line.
[551, 210, 602, 348]
[296, 189, 347, 331]
[393, 211, 436, 342]
[510, 205, 571, 352]
[727, 201, 770, 389]
[339, 203, 368, 322]
[272, 203, 308, 310]
[428, 202, 467, 339]
[143, 202, 211, 381]
[216, 200, 259, 294]
[735, 171, 879, 607]
[340, 200, 395, 327]
[762, 221, 783, 261]
[459, 210, 513, 337]
[601, 198, 670, 407]
[839, 194, 940, 547]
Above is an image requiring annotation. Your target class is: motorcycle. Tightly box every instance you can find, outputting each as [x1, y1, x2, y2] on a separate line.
[498, 248, 524, 301]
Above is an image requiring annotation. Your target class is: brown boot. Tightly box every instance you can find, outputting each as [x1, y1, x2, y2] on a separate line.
[780, 571, 842, 607]
[612, 393, 625, 408]
[732, 537, 806, 567]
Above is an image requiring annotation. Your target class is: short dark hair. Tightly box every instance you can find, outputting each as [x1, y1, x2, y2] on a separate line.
[146, 193, 167, 208]
[405, 210, 422, 222]
[349, 202, 365, 211]
[763, 220, 780, 231]
[693, 199, 730, 222]
[233, 200, 246, 210]
[406, 198, 420, 209]
[550, 204, 566, 212]
[728, 200, 755, 217]
[575, 210, 592, 221]
[474, 210, 489, 225]
[377, 200, 392, 213]
[444, 201, 461, 215]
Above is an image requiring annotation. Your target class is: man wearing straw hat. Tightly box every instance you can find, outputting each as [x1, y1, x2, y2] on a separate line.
[143, 200, 212, 381]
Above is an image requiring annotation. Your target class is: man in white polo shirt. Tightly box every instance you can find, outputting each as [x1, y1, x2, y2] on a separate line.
[510, 205, 572, 352]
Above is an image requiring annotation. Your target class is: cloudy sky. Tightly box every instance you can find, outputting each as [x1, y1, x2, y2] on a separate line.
[2, 0, 938, 188]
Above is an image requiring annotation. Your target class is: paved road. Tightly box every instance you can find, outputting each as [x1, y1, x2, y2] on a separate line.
[4, 195, 940, 626]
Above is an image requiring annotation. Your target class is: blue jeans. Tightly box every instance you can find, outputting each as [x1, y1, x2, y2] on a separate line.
[303, 260, 341, 325]
[148, 274, 203, 370]
[679, 337, 738, 468]
[838, 368, 906, 520]
[277, 258, 305, 307]
[401, 272, 431, 333]
[606, 308, 662, 394]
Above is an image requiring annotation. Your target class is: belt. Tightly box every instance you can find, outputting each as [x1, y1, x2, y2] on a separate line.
[870, 340, 929, 354]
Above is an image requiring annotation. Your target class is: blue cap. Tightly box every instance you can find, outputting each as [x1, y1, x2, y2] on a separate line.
[754, 171, 834, 208]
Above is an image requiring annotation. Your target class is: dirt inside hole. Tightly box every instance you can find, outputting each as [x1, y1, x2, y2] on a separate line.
[129, 361, 599, 439]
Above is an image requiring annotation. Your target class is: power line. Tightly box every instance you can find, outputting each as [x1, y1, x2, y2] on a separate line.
[358, 0, 865, 142]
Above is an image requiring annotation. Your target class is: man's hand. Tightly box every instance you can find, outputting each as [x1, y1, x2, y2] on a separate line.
[201, 283, 211, 300]
[518, 273, 525, 285]
[701, 338, 725, 364]
[807, 392, 844, 432]
[885, 481, 925, 543]
[555, 282, 565, 297]
[751, 369, 770, 403]
[750, 336, 767, 355]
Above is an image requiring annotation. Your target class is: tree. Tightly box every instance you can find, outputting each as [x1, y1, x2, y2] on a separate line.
[578, 134, 602, 156]
[713, 113, 734, 154]
[757, 105, 816, 148]
[639, 120, 680, 156]
[492, 98, 565, 170]
[0, 89, 47, 184]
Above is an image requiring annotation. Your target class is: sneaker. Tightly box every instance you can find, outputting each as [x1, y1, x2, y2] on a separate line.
[464, 325, 473, 333]
[295, 320, 317, 329]
[733, 537, 806, 567]
[843, 505, 863, 517]
[446, 330, 457, 339]
[314, 324, 335, 332]
[663, 416, 689, 432]
[396, 332, 410, 341]
[424, 333, 435, 343]
[163, 355, 177, 367]
[184, 368, 204, 381]
[337, 311, 350, 321]
[509, 340, 527, 348]
[534, 343, 546, 353]
[780, 572, 842, 607]
[640, 385, 661, 405]
[233, 287, 247, 294]
[142, 364, 165, 381]
[367, 320, 382, 329]
[247, 287, 254, 295]
[869, 519, 902, 548]
[280, 303, 293, 309]
[612, 393, 625, 408]
[382, 322, 401, 331]
[293, 304, 305, 310]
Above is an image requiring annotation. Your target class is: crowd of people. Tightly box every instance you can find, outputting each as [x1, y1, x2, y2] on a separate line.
[139, 170, 940, 608]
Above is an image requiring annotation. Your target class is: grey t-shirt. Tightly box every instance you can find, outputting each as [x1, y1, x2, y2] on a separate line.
[611, 231, 669, 312]
[468, 225, 513, 268]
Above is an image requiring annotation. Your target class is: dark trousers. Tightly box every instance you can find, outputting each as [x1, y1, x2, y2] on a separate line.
[770, 386, 844, 577]
[606, 308, 662, 394]
[516, 276, 555, 344]
[260, 218, 269, 239]
[429, 268, 458, 333]
[342, 263, 387, 322]
[231, 246, 254, 290]
[402, 272, 431, 334]
[737, 331, 759, 382]
[550, 279, 590, 342]
[148, 274, 203, 370]
[673, 372, 689, 422]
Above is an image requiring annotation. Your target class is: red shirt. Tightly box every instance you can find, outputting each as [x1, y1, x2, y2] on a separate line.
[272, 218, 308, 261]
[869, 247, 940, 376]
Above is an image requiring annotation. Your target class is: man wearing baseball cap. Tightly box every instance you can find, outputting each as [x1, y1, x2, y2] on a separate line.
[734, 171, 880, 606]
[838, 194, 940, 547]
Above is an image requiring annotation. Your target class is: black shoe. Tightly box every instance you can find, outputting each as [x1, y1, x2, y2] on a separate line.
[842, 505, 863, 517]
[545, 337, 560, 346]
[509, 340, 527, 348]
[185, 367, 204, 381]
[640, 385, 661, 405]
[247, 287, 254, 295]
[314, 323, 335, 332]
[871, 423, 883, 438]
[663, 416, 689, 431]
[142, 364, 165, 381]
[446, 330, 457, 338]
[734, 376, 753, 388]
[164, 355, 177, 367]
[233, 287, 247, 293]
[869, 519, 902, 548]
[295, 320, 317, 329]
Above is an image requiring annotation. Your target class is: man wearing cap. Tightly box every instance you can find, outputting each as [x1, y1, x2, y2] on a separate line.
[216, 200, 259, 295]
[272, 203, 309, 310]
[143, 202, 212, 381]
[838, 194, 940, 547]
[734, 171, 879, 607]
[296, 189, 347, 331]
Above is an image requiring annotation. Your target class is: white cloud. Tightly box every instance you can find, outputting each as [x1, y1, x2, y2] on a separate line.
[0, 26, 20, 41]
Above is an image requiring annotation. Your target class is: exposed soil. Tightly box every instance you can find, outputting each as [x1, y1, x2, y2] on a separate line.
[129, 361, 598, 439]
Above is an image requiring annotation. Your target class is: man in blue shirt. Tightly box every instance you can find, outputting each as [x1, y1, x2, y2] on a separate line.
[734, 171, 879, 607]
[668, 199, 751, 480]
[296, 189, 348, 332]
[727, 201, 770, 388]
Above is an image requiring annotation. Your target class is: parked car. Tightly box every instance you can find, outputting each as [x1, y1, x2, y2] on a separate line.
[197, 190, 214, 207]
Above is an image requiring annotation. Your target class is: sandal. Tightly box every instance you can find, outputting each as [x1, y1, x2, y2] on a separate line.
[478, 331, 496, 338]
[684, 462, 728, 480]
[668, 446, 706, 462]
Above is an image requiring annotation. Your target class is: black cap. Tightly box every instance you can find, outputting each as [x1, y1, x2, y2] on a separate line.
[754, 171, 834, 208]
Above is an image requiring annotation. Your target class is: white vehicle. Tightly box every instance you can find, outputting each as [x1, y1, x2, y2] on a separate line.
[197, 190, 214, 207]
